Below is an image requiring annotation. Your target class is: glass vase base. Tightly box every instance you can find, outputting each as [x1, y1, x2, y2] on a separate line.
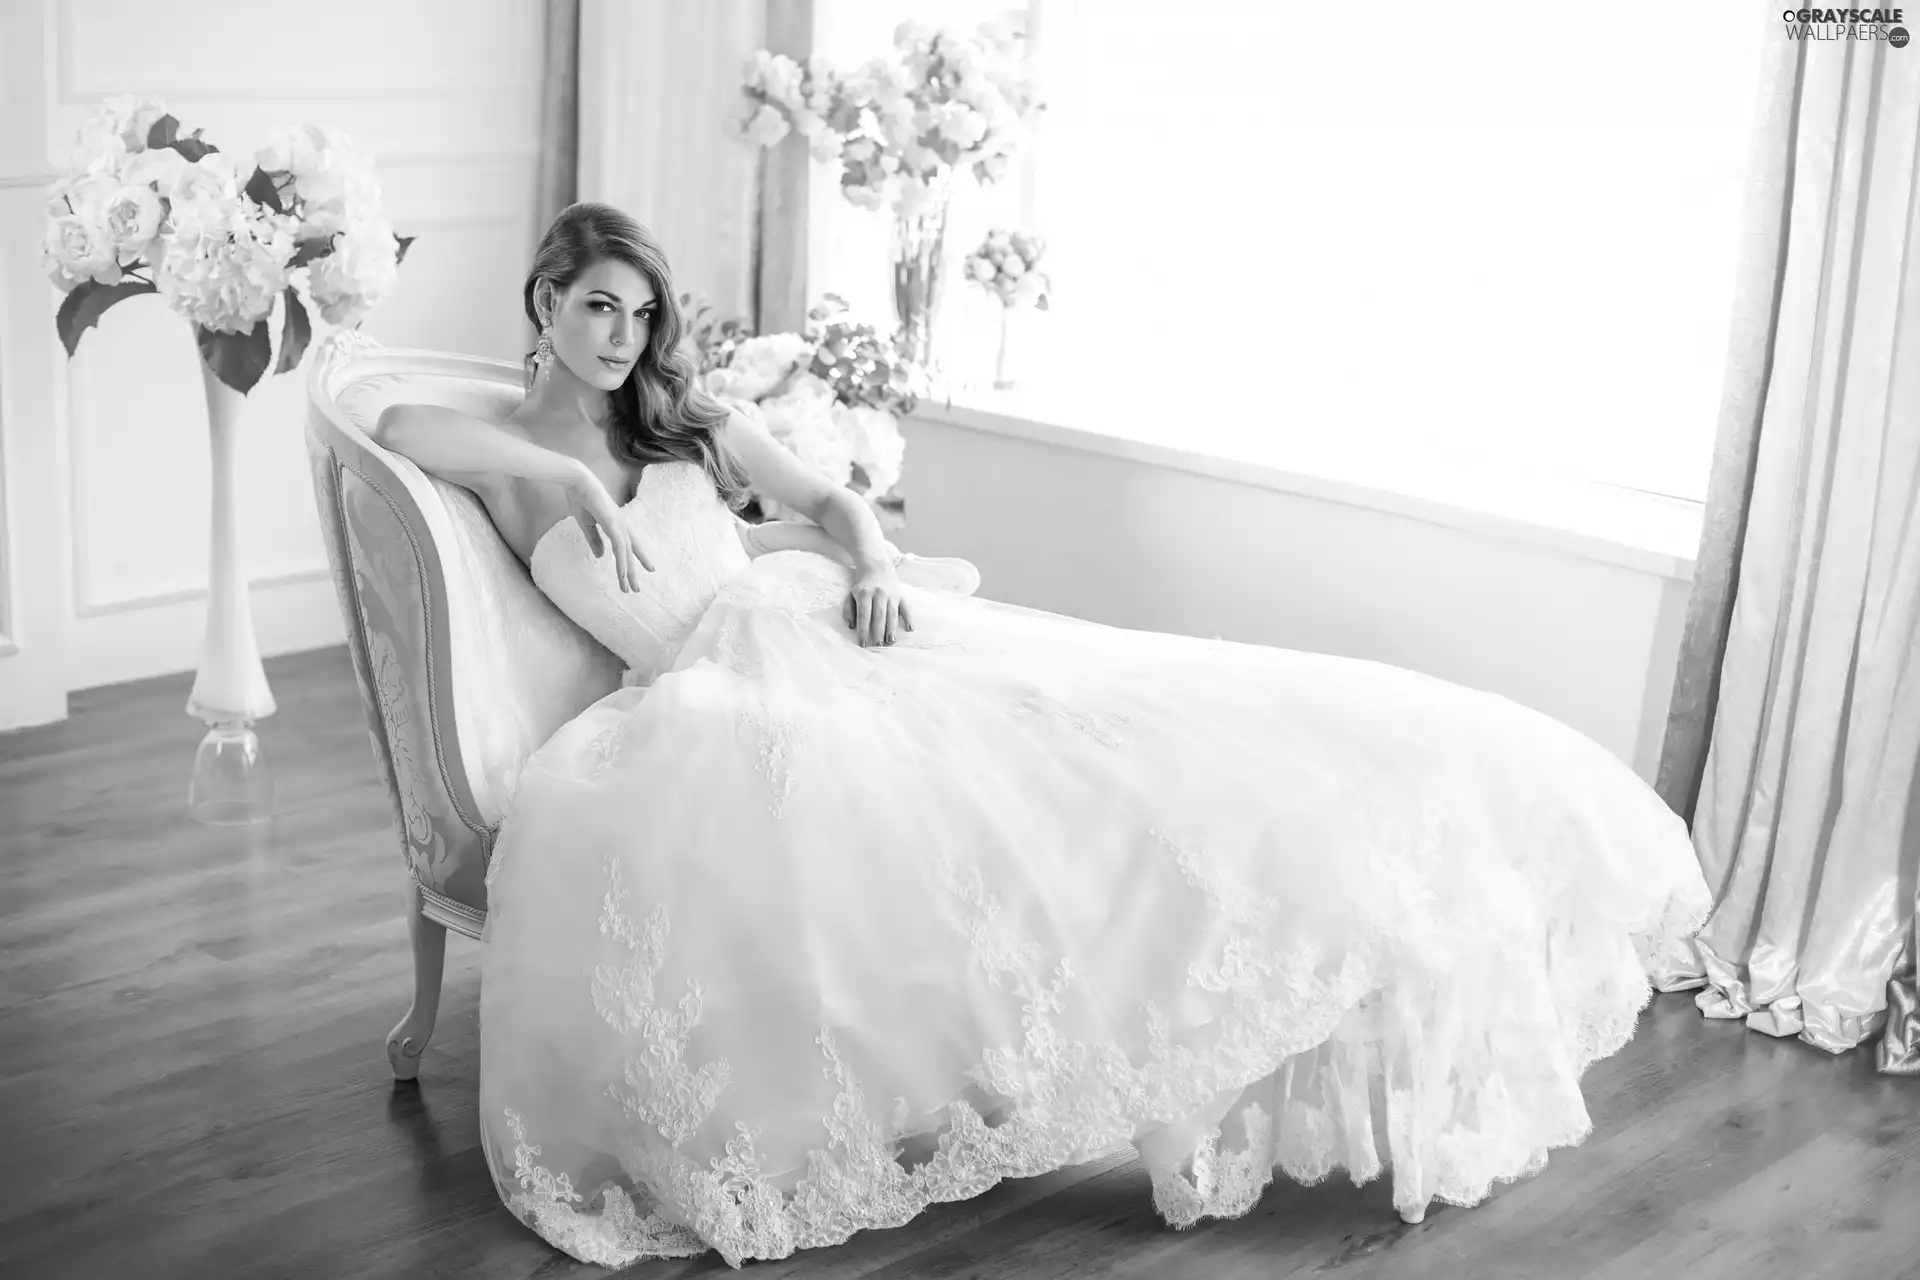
[189, 721, 275, 826]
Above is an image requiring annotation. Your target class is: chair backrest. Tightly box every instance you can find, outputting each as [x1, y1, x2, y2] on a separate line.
[304, 330, 623, 929]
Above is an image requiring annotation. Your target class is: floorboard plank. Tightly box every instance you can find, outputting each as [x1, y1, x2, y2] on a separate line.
[1, 647, 1913, 1279]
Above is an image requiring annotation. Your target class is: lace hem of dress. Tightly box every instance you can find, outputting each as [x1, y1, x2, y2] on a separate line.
[498, 824, 1701, 1270]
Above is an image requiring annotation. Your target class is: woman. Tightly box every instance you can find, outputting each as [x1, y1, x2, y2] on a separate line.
[374, 202, 1711, 1270]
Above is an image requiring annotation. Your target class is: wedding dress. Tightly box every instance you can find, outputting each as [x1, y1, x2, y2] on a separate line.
[476, 458, 1711, 1269]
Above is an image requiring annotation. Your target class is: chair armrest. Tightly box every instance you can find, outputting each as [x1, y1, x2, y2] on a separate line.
[305, 331, 622, 917]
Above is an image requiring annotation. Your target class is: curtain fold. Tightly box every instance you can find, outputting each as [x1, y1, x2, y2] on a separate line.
[576, 0, 766, 324]
[534, 0, 581, 253]
[1653, 34, 1802, 830]
[1656, 26, 1920, 1072]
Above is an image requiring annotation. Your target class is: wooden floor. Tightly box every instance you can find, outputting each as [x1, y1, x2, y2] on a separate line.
[2, 647, 1917, 1280]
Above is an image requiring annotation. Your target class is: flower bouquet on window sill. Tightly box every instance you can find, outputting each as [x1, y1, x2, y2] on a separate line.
[43, 93, 413, 826]
[963, 228, 1049, 390]
[684, 292, 925, 535]
[734, 19, 1043, 376]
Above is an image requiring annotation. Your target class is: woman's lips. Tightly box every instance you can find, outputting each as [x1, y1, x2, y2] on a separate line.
[600, 356, 630, 370]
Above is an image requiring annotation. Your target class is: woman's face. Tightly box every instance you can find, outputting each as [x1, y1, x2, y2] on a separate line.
[540, 257, 658, 391]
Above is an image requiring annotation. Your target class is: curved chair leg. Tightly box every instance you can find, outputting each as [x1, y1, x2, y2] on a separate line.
[387, 876, 447, 1081]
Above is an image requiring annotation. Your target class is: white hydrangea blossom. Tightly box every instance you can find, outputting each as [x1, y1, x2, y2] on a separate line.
[42, 98, 407, 343]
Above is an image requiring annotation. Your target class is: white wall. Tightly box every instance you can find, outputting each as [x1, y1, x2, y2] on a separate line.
[891, 410, 1694, 782]
[0, 0, 549, 729]
[0, 0, 1698, 774]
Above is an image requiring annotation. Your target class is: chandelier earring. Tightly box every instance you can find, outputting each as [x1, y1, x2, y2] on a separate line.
[532, 328, 554, 371]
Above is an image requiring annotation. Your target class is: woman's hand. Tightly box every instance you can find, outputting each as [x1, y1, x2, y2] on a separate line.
[563, 464, 654, 590]
[844, 563, 913, 647]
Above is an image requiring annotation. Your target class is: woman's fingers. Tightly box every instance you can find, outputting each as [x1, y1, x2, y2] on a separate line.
[618, 534, 638, 592]
[628, 531, 655, 574]
[855, 588, 875, 646]
[900, 597, 916, 632]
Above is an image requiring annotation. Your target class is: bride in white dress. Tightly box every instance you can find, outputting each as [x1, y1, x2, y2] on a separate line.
[375, 202, 1712, 1270]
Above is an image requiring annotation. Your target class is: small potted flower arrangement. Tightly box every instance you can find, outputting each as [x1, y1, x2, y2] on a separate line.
[685, 293, 927, 533]
[963, 227, 1048, 389]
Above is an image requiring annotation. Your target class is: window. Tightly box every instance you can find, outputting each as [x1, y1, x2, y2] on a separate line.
[811, 0, 1770, 503]
[804, 0, 1036, 356]
[1013, 0, 1770, 501]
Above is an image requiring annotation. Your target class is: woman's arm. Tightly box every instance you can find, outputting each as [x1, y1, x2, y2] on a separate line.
[372, 403, 653, 584]
[717, 411, 892, 570]
[372, 403, 586, 491]
[719, 409, 909, 646]
[736, 516, 900, 567]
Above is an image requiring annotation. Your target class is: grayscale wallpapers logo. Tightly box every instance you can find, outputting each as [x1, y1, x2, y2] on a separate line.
[1780, 7, 1910, 43]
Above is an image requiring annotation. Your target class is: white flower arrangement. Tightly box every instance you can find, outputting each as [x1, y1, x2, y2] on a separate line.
[684, 294, 920, 529]
[964, 228, 1049, 311]
[42, 94, 413, 393]
[736, 18, 1042, 221]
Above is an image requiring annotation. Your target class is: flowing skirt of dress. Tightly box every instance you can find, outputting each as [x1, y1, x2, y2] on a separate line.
[477, 551, 1710, 1268]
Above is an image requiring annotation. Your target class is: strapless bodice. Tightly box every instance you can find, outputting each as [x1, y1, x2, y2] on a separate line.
[529, 459, 751, 685]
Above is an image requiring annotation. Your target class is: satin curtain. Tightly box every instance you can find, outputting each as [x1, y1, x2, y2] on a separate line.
[575, 0, 766, 325]
[534, 0, 581, 249]
[1658, 28, 1920, 1071]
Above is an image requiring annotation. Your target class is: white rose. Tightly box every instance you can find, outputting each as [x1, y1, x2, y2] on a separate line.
[935, 105, 988, 149]
[257, 125, 382, 243]
[80, 93, 171, 156]
[760, 385, 852, 485]
[895, 178, 944, 221]
[844, 181, 887, 212]
[307, 211, 401, 327]
[122, 146, 190, 196]
[806, 128, 841, 163]
[968, 256, 995, 283]
[742, 102, 791, 148]
[832, 403, 905, 497]
[162, 151, 246, 209]
[40, 205, 119, 292]
[723, 332, 813, 400]
[762, 56, 803, 110]
[101, 181, 165, 263]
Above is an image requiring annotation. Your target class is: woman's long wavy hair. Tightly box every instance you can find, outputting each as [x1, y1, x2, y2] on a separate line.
[522, 202, 752, 510]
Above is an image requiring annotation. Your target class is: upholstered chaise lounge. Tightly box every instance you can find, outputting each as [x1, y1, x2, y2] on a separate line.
[303, 328, 625, 1080]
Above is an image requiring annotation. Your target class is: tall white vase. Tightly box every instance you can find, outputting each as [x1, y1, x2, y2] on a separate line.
[185, 358, 276, 825]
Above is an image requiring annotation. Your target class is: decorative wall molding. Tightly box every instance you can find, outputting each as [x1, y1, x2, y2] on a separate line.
[0, 249, 12, 661]
[54, 0, 540, 105]
[61, 206, 523, 618]
[74, 566, 332, 619]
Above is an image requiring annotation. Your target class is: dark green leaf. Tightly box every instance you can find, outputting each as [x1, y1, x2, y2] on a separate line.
[243, 166, 284, 214]
[165, 129, 218, 164]
[146, 116, 179, 149]
[196, 320, 273, 395]
[288, 237, 332, 270]
[394, 233, 415, 265]
[55, 278, 158, 357]
[272, 287, 310, 375]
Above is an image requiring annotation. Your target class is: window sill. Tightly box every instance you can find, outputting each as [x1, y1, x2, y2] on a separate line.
[916, 386, 1704, 583]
